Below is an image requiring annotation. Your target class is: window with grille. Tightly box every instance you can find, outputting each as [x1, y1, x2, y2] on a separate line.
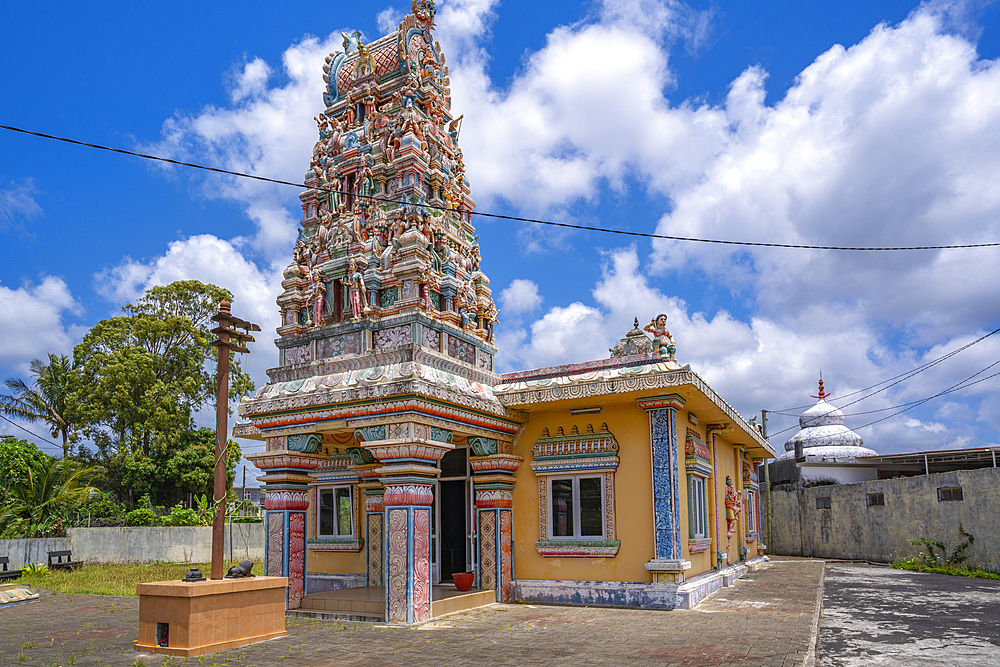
[937, 487, 964, 502]
[816, 497, 832, 509]
[866, 492, 885, 507]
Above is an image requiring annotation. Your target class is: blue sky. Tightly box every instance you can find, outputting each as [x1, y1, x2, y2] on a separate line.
[3, 0, 1000, 475]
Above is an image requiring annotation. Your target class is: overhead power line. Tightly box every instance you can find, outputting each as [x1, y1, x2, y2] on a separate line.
[766, 358, 1000, 439]
[4, 123, 1000, 252]
[0, 414, 65, 454]
[769, 326, 1000, 413]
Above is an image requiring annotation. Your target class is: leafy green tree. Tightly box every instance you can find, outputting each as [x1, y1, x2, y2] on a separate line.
[73, 280, 254, 458]
[1, 354, 81, 457]
[0, 457, 97, 538]
[0, 437, 53, 503]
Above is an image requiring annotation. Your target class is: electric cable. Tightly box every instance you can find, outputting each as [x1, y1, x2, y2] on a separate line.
[0, 413, 65, 454]
[768, 325, 1000, 413]
[766, 358, 1000, 438]
[4, 123, 1000, 252]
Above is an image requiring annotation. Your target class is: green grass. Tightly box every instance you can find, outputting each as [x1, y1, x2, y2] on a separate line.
[893, 559, 1000, 580]
[19, 561, 265, 596]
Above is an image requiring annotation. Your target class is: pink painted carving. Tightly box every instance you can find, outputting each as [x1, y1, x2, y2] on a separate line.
[387, 509, 408, 623]
[267, 513, 284, 577]
[288, 512, 305, 608]
[383, 483, 434, 506]
[374, 325, 411, 349]
[499, 509, 512, 602]
[285, 344, 311, 366]
[413, 509, 430, 622]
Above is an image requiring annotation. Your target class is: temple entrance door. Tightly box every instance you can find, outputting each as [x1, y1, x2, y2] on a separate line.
[434, 447, 473, 584]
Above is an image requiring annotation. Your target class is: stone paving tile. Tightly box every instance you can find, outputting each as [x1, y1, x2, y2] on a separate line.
[0, 559, 824, 667]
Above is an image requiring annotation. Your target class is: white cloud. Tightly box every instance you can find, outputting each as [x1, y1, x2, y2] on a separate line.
[376, 6, 406, 34]
[0, 178, 42, 232]
[443, 0, 727, 215]
[96, 234, 285, 389]
[649, 5, 1000, 343]
[0, 277, 83, 372]
[145, 32, 346, 260]
[227, 56, 273, 103]
[500, 279, 543, 315]
[905, 418, 947, 434]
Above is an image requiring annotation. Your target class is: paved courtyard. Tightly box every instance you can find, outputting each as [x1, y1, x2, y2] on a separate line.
[7, 558, 997, 666]
[2, 559, 821, 667]
[817, 562, 1000, 667]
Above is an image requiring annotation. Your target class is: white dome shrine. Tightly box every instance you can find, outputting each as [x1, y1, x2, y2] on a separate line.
[776, 380, 877, 461]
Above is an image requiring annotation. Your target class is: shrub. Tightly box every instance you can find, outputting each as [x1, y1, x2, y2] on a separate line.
[24, 563, 50, 577]
[79, 492, 126, 520]
[160, 507, 204, 526]
[123, 507, 159, 526]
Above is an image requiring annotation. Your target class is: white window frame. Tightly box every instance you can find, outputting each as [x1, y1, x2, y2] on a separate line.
[317, 485, 355, 539]
[547, 475, 606, 541]
[745, 489, 758, 537]
[689, 475, 708, 539]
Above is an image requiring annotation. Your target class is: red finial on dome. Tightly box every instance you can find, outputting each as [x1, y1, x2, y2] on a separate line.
[811, 377, 830, 400]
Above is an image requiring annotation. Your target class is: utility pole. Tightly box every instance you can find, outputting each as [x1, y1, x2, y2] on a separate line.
[762, 410, 772, 552]
[210, 299, 260, 581]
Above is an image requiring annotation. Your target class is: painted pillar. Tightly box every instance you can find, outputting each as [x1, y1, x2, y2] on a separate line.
[637, 394, 691, 583]
[247, 434, 325, 609]
[469, 451, 522, 602]
[356, 463, 386, 587]
[360, 423, 451, 624]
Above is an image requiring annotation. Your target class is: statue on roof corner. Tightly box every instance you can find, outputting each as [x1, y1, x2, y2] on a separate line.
[644, 314, 676, 360]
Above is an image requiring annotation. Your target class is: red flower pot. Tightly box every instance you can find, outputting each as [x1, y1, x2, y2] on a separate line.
[452, 571, 475, 591]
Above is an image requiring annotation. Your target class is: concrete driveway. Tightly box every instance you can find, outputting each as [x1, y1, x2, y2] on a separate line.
[817, 562, 1000, 666]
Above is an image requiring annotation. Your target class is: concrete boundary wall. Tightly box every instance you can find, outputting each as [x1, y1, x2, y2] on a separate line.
[769, 467, 1000, 571]
[0, 524, 264, 567]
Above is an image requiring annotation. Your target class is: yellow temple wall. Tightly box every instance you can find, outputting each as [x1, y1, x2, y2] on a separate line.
[511, 400, 656, 583]
[511, 395, 762, 584]
[306, 549, 365, 574]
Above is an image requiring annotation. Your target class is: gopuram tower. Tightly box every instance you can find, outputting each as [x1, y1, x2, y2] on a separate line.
[239, 1, 524, 623]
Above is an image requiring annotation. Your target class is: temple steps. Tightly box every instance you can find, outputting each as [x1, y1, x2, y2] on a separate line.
[294, 585, 496, 622]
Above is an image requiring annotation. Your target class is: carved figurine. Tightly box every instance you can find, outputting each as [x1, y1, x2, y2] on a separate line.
[310, 275, 326, 327]
[644, 313, 676, 360]
[724, 476, 742, 539]
[347, 258, 369, 320]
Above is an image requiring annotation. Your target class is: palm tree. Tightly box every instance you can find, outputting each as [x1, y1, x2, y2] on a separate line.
[0, 458, 96, 538]
[0, 354, 78, 457]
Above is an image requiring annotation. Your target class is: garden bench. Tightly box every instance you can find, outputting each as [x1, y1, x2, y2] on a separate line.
[0, 557, 22, 581]
[47, 550, 83, 571]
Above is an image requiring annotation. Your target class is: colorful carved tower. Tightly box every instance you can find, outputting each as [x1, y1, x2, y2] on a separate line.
[241, 0, 524, 623]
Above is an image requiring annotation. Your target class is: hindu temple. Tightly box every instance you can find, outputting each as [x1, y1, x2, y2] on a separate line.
[238, 0, 774, 623]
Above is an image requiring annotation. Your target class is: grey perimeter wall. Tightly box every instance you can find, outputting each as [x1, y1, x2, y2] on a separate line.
[769, 467, 1000, 571]
[0, 524, 264, 567]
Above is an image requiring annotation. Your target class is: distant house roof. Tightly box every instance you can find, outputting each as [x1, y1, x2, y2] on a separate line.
[861, 447, 1000, 476]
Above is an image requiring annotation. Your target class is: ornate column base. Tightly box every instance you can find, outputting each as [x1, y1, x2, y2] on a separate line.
[645, 558, 692, 584]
